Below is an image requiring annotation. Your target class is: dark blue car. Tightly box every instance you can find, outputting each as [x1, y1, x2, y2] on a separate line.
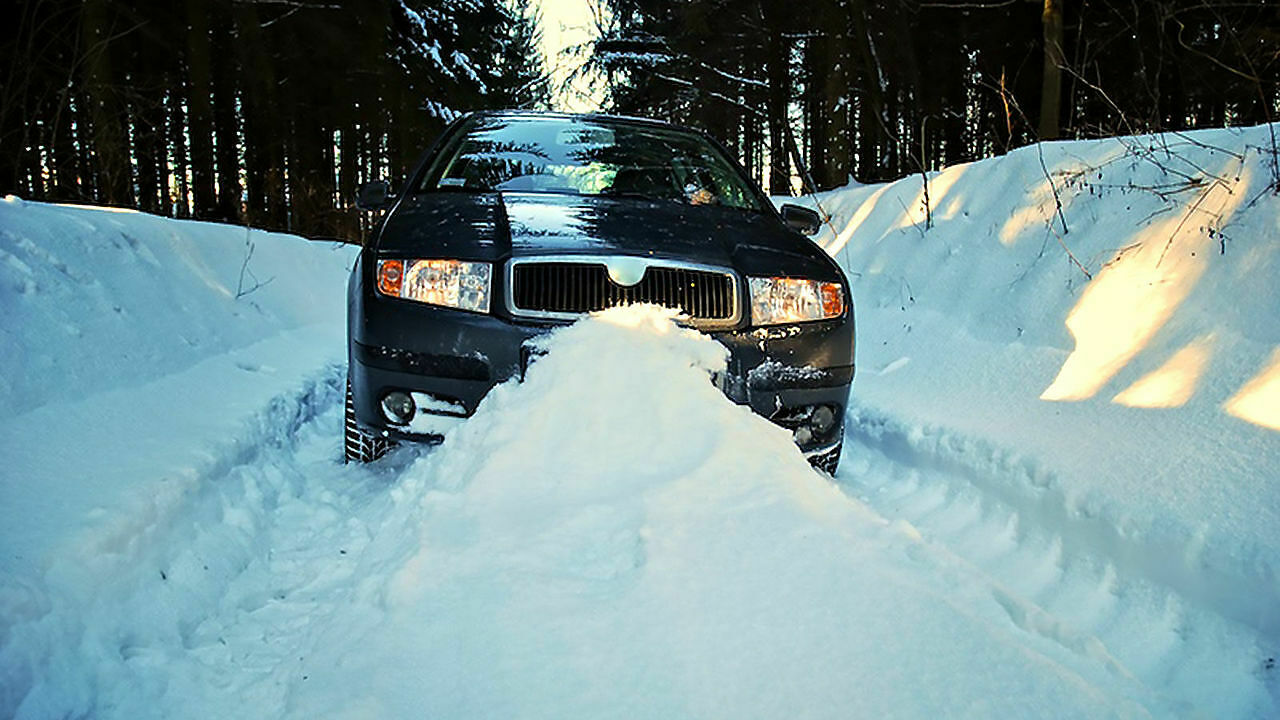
[346, 111, 854, 472]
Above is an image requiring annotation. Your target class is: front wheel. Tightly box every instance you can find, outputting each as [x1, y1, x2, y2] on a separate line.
[345, 378, 392, 463]
[809, 442, 842, 475]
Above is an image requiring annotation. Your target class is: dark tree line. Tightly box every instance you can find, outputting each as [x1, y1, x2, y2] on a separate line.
[588, 0, 1280, 193]
[4, 0, 1276, 228]
[1, 0, 548, 238]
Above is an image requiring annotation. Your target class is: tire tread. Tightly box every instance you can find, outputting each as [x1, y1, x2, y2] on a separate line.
[345, 379, 392, 463]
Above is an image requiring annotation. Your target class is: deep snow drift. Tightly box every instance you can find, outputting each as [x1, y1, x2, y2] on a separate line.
[268, 307, 1171, 719]
[2, 122, 1279, 719]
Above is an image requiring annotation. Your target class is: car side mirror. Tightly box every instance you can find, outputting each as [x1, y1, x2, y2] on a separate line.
[356, 180, 395, 211]
[780, 203, 821, 236]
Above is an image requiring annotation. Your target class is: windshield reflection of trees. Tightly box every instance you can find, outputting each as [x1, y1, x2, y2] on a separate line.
[439, 118, 755, 209]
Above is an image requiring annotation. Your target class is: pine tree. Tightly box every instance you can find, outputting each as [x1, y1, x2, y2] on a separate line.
[494, 1, 552, 110]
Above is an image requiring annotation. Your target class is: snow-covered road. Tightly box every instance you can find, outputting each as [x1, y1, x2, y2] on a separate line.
[4, 122, 1279, 718]
[0, 341, 1258, 718]
[7, 331, 1271, 718]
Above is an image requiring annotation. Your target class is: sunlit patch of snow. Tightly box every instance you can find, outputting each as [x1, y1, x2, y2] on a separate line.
[1112, 333, 1215, 408]
[1224, 346, 1280, 431]
[1040, 159, 1249, 402]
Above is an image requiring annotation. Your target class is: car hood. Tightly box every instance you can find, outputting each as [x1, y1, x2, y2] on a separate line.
[377, 192, 841, 280]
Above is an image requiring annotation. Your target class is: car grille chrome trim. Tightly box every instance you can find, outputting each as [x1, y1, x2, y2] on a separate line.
[504, 255, 741, 329]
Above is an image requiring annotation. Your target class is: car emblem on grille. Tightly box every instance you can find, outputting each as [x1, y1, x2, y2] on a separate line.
[605, 257, 648, 287]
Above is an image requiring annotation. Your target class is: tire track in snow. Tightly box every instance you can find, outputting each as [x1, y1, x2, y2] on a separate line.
[0, 362, 397, 719]
[839, 404, 1279, 717]
[153, 399, 416, 716]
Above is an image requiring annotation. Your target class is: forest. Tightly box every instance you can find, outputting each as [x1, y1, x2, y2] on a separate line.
[1, 0, 1277, 238]
[591, 0, 1280, 193]
[0, 0, 547, 238]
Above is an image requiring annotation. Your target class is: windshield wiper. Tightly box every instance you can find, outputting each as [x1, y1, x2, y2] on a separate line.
[417, 184, 492, 194]
[598, 189, 683, 203]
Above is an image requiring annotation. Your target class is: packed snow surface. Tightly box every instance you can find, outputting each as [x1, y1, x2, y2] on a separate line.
[2, 123, 1279, 719]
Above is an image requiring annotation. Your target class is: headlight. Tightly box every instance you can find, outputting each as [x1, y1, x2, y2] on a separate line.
[376, 258, 491, 313]
[748, 276, 845, 325]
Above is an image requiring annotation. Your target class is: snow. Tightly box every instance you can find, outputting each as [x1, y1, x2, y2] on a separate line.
[789, 126, 1280, 646]
[746, 358, 828, 387]
[2, 123, 1279, 719]
[0, 198, 351, 416]
[0, 198, 357, 715]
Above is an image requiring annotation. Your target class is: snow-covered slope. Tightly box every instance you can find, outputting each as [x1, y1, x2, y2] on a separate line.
[0, 198, 351, 416]
[0, 199, 356, 564]
[0, 200, 357, 715]
[787, 125, 1280, 644]
[1, 124, 1278, 720]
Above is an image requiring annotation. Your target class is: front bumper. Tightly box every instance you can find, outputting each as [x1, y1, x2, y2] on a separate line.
[349, 270, 855, 454]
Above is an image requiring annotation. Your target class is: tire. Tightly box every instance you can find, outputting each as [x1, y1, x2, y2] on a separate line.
[809, 442, 842, 475]
[345, 379, 392, 463]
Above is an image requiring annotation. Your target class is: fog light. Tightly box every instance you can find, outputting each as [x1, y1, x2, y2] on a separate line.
[810, 405, 837, 435]
[381, 391, 416, 425]
[793, 425, 814, 446]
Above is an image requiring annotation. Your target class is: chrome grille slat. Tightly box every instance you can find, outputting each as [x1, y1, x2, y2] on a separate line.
[506, 256, 740, 329]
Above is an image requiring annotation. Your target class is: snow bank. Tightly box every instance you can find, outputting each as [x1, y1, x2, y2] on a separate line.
[247, 306, 1156, 719]
[0, 200, 355, 716]
[0, 198, 355, 562]
[0, 197, 351, 416]
[789, 125, 1280, 638]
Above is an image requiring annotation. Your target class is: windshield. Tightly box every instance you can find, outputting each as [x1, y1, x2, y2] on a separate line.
[419, 116, 764, 212]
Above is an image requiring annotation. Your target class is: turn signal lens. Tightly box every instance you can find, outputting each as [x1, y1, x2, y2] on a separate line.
[821, 282, 844, 318]
[378, 259, 403, 296]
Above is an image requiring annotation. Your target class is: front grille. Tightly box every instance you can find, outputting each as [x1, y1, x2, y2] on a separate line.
[509, 259, 738, 325]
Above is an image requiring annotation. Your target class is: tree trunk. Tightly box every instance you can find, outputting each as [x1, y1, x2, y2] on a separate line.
[131, 34, 165, 214]
[169, 74, 191, 218]
[75, 89, 98, 201]
[81, 0, 131, 205]
[1038, 0, 1065, 139]
[742, 110, 760, 185]
[289, 111, 334, 237]
[211, 3, 240, 223]
[50, 88, 81, 200]
[823, 24, 851, 189]
[185, 0, 216, 217]
[338, 115, 359, 238]
[804, 31, 829, 187]
[234, 2, 285, 229]
[24, 121, 45, 198]
[763, 12, 791, 195]
[133, 104, 164, 213]
[847, 0, 888, 181]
